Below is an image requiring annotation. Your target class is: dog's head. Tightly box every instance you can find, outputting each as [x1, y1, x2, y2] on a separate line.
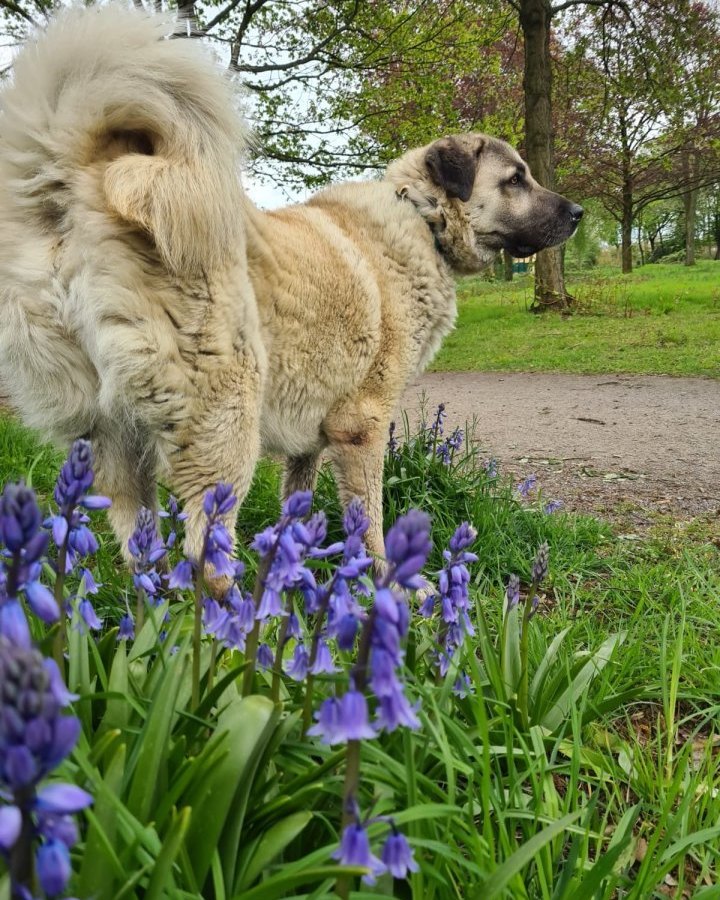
[385, 133, 583, 273]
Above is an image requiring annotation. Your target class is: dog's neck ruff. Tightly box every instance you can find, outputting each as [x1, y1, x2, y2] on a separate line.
[394, 187, 446, 258]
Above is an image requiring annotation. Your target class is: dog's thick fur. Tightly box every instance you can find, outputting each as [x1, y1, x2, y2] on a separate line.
[0, 5, 265, 562]
[1, 8, 581, 574]
[246, 133, 582, 566]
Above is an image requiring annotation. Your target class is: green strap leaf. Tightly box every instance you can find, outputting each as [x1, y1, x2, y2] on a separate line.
[481, 810, 583, 899]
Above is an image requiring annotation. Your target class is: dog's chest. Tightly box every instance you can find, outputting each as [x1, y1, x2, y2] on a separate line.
[259, 388, 325, 458]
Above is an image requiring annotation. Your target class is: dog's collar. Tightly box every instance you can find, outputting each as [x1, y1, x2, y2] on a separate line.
[395, 186, 445, 256]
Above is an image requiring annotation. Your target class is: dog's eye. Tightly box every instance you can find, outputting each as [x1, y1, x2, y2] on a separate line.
[509, 174, 520, 186]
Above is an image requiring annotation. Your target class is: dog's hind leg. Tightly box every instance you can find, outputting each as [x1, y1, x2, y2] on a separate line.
[325, 401, 388, 577]
[90, 419, 159, 565]
[169, 359, 262, 595]
[283, 454, 321, 500]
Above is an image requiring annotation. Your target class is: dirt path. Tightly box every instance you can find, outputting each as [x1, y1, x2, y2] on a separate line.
[399, 373, 720, 529]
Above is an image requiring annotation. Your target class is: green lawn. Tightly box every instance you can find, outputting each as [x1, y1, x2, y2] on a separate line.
[433, 260, 720, 377]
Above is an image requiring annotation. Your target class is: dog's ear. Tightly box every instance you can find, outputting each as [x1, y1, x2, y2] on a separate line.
[425, 138, 477, 202]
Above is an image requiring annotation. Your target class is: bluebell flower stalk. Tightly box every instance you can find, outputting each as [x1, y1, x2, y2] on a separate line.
[386, 421, 399, 458]
[301, 499, 373, 732]
[190, 484, 237, 709]
[241, 490, 314, 697]
[420, 523, 478, 680]
[516, 542, 549, 728]
[335, 507, 431, 880]
[47, 441, 110, 671]
[0, 636, 92, 897]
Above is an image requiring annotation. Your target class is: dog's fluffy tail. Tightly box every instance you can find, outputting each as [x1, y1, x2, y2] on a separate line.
[0, 4, 247, 275]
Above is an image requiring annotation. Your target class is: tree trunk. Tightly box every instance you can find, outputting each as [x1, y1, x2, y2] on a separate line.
[503, 249, 514, 281]
[637, 224, 644, 267]
[519, 0, 573, 311]
[683, 187, 697, 266]
[621, 176, 633, 274]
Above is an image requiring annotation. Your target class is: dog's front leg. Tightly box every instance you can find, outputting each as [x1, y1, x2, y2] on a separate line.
[326, 422, 388, 581]
[283, 454, 321, 500]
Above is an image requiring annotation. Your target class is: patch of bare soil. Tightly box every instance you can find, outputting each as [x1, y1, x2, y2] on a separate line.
[399, 372, 720, 534]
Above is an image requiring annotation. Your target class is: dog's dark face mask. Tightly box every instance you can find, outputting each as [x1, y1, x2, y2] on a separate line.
[422, 134, 583, 271]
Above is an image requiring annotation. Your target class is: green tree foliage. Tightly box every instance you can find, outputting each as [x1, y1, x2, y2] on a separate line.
[560, 0, 720, 272]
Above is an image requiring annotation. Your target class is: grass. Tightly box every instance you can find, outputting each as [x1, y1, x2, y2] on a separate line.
[432, 260, 720, 377]
[2, 409, 720, 897]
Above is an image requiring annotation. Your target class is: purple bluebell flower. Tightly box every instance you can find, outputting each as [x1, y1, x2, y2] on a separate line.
[505, 574, 520, 612]
[436, 442, 452, 465]
[337, 691, 376, 741]
[250, 526, 277, 558]
[483, 457, 499, 478]
[228, 591, 256, 633]
[286, 612, 302, 639]
[168, 559, 194, 591]
[384, 509, 432, 590]
[447, 426, 463, 453]
[0, 805, 21, 851]
[0, 637, 91, 897]
[309, 638, 338, 675]
[544, 499, 563, 514]
[0, 483, 58, 645]
[337, 509, 431, 735]
[336, 613, 359, 651]
[256, 586, 286, 621]
[285, 644, 309, 681]
[531, 542, 549, 585]
[257, 643, 274, 670]
[449, 522, 476, 554]
[117, 612, 135, 641]
[333, 821, 386, 885]
[202, 598, 228, 636]
[47, 440, 110, 575]
[282, 490, 312, 519]
[253, 494, 327, 624]
[307, 696, 344, 744]
[375, 686, 421, 732]
[430, 403, 446, 441]
[386, 421, 399, 458]
[418, 592, 435, 618]
[77, 598, 102, 632]
[201, 484, 237, 578]
[158, 494, 187, 549]
[129, 508, 166, 602]
[203, 483, 236, 518]
[452, 672, 472, 698]
[201, 585, 256, 653]
[382, 829, 419, 879]
[307, 690, 376, 745]
[517, 474, 537, 498]
[37, 839, 71, 895]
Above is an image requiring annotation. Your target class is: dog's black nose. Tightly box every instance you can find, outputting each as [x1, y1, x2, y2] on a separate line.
[569, 203, 584, 223]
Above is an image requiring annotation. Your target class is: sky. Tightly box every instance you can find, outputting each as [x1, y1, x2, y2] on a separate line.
[0, 7, 318, 211]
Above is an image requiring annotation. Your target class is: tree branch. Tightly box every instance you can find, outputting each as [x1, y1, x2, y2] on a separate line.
[0, 0, 37, 25]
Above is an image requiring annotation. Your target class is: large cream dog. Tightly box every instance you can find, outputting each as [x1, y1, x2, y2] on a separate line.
[0, 4, 582, 577]
[0, 5, 264, 563]
[248, 134, 583, 566]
